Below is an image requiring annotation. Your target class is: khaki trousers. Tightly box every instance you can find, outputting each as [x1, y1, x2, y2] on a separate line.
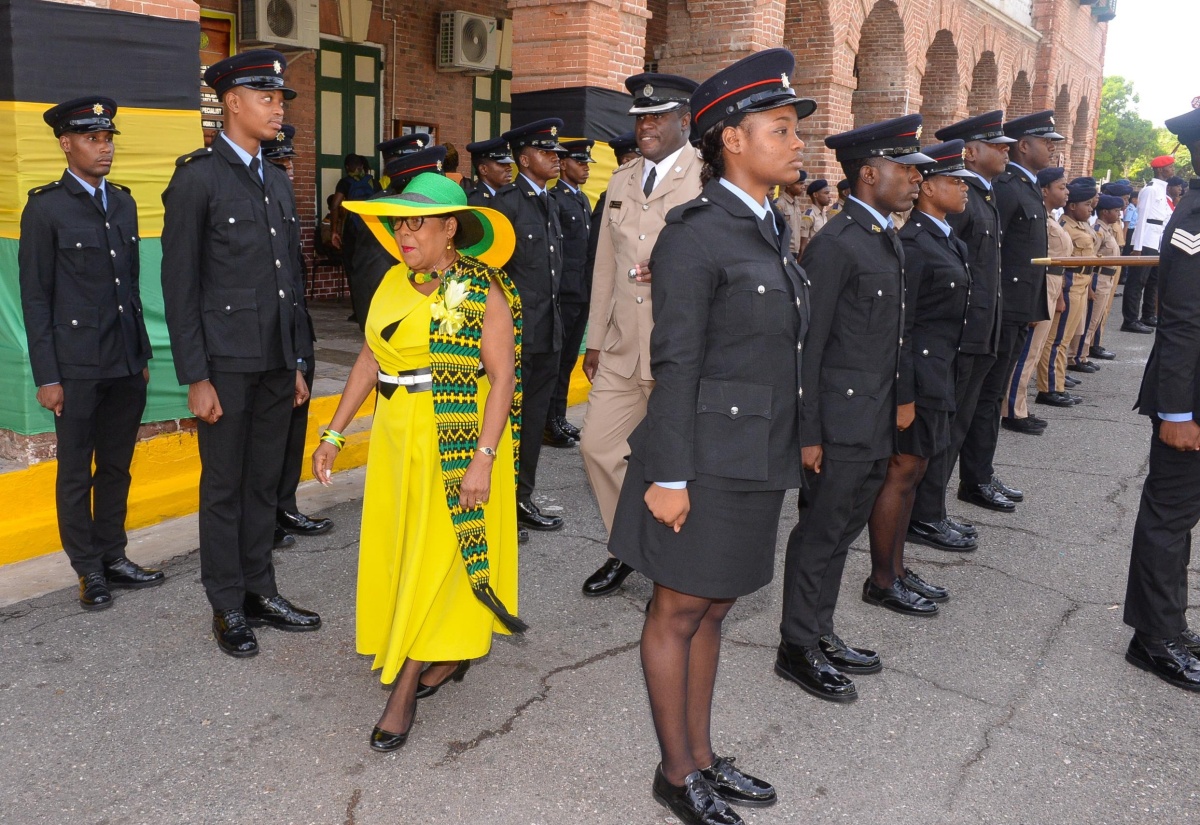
[579, 362, 655, 533]
[1003, 273, 1063, 419]
[1071, 272, 1116, 363]
[1039, 272, 1089, 393]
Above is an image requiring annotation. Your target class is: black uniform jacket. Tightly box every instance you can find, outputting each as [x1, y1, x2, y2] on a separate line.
[466, 181, 503, 208]
[627, 178, 809, 493]
[19, 172, 152, 386]
[799, 199, 905, 463]
[491, 175, 565, 354]
[161, 137, 310, 385]
[949, 175, 1002, 355]
[994, 163, 1050, 324]
[343, 184, 405, 330]
[897, 215, 971, 412]
[551, 179, 592, 303]
[1136, 179, 1200, 417]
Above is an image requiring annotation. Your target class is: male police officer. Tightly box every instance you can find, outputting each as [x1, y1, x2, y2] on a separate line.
[1124, 107, 1200, 692]
[776, 115, 931, 702]
[465, 137, 515, 205]
[577, 74, 702, 596]
[20, 97, 162, 610]
[493, 119, 568, 531]
[907, 111, 1013, 551]
[547, 139, 596, 447]
[162, 50, 320, 657]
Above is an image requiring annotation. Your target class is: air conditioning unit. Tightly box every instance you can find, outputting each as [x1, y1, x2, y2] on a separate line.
[240, 0, 319, 50]
[438, 11, 499, 73]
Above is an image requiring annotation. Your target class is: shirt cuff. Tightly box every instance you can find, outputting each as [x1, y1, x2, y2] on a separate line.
[654, 481, 687, 490]
[1159, 412, 1194, 423]
[39, 382, 60, 387]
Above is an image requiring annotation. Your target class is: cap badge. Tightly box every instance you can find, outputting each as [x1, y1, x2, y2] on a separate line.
[643, 84, 654, 97]
[780, 73, 791, 91]
[273, 60, 283, 75]
[275, 132, 285, 141]
[550, 125, 558, 137]
[436, 159, 444, 171]
[92, 103, 104, 115]
[1048, 116, 1055, 126]
[914, 125, 923, 139]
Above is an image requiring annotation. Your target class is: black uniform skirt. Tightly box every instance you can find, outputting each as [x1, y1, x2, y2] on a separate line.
[608, 457, 786, 599]
[896, 403, 951, 459]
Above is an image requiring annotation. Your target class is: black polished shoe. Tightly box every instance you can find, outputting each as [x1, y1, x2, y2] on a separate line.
[652, 765, 742, 825]
[78, 571, 113, 611]
[1125, 635, 1200, 692]
[817, 633, 881, 674]
[542, 419, 576, 448]
[1035, 390, 1076, 408]
[901, 568, 949, 602]
[273, 526, 296, 549]
[1121, 321, 1154, 334]
[1181, 628, 1200, 657]
[1025, 413, 1049, 428]
[557, 416, 581, 440]
[701, 756, 776, 808]
[517, 499, 563, 531]
[1063, 375, 1081, 388]
[958, 482, 1016, 512]
[1065, 392, 1084, 405]
[213, 609, 258, 657]
[104, 557, 165, 589]
[1067, 361, 1099, 374]
[243, 593, 322, 632]
[415, 660, 470, 699]
[991, 475, 1024, 502]
[862, 578, 939, 616]
[945, 516, 977, 538]
[1001, 416, 1045, 436]
[774, 641, 857, 702]
[277, 510, 333, 535]
[369, 724, 410, 752]
[1090, 345, 1115, 360]
[582, 557, 634, 597]
[1142, 316, 1158, 326]
[907, 519, 977, 552]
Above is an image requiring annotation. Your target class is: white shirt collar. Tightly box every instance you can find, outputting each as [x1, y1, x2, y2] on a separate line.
[519, 173, 547, 196]
[559, 180, 580, 194]
[1009, 161, 1037, 185]
[220, 131, 264, 171]
[67, 169, 104, 199]
[918, 211, 952, 236]
[718, 177, 772, 222]
[968, 170, 993, 191]
[641, 144, 688, 192]
[848, 195, 894, 230]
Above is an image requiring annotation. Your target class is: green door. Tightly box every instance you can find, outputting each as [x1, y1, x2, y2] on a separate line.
[316, 39, 382, 214]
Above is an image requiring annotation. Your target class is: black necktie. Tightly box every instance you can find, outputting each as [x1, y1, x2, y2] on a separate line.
[249, 157, 262, 187]
[93, 186, 106, 214]
[643, 166, 656, 197]
[538, 190, 549, 212]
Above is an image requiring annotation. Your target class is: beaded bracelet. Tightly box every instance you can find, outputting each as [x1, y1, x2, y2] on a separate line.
[320, 428, 346, 450]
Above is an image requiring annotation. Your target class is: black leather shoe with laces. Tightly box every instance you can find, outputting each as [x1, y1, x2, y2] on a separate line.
[817, 633, 881, 674]
[991, 475, 1024, 502]
[213, 609, 258, 657]
[104, 557, 164, 589]
[774, 641, 857, 702]
[1125, 635, 1200, 692]
[78, 572, 113, 611]
[277, 510, 333, 535]
[652, 766, 742, 825]
[517, 500, 563, 531]
[581, 557, 634, 596]
[862, 578, 939, 616]
[243, 593, 321, 632]
[901, 568, 949, 602]
[700, 756, 776, 807]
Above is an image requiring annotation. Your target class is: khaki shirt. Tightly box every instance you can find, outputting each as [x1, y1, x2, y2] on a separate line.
[799, 205, 829, 242]
[775, 191, 806, 255]
[586, 148, 704, 381]
[1046, 214, 1073, 259]
[1096, 219, 1123, 279]
[1063, 216, 1099, 267]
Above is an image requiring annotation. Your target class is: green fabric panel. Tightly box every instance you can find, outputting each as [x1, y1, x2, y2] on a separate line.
[0, 237, 188, 435]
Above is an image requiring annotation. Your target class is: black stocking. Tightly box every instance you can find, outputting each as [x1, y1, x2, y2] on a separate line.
[377, 657, 423, 734]
[867, 453, 929, 587]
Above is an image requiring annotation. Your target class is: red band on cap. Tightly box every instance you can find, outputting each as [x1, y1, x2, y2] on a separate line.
[695, 78, 783, 123]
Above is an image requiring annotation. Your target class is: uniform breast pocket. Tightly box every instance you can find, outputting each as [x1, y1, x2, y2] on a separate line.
[819, 367, 882, 447]
[202, 288, 261, 358]
[855, 273, 898, 333]
[694, 379, 773, 481]
[513, 221, 546, 272]
[209, 200, 257, 255]
[57, 228, 104, 273]
[722, 264, 793, 336]
[53, 304, 100, 367]
[914, 351, 953, 403]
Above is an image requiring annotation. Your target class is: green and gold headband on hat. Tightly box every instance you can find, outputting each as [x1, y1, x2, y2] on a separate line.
[342, 173, 516, 269]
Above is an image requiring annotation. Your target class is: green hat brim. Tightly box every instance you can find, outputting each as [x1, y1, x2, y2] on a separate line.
[343, 197, 515, 269]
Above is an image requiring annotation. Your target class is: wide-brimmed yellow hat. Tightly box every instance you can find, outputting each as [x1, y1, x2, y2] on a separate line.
[342, 173, 515, 269]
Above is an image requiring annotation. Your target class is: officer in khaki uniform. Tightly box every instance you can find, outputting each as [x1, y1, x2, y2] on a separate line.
[798, 178, 833, 256]
[578, 72, 702, 597]
[1003, 167, 1070, 425]
[774, 177, 807, 256]
[1072, 192, 1125, 370]
[1037, 178, 1097, 403]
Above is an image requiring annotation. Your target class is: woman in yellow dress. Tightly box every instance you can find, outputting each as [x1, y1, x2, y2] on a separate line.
[312, 173, 523, 752]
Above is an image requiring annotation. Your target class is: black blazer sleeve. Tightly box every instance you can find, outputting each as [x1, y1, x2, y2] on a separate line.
[796, 229, 851, 446]
[896, 234, 925, 407]
[160, 161, 210, 385]
[17, 195, 59, 386]
[1154, 229, 1200, 415]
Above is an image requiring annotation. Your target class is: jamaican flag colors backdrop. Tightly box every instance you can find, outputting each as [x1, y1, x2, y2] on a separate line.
[0, 0, 202, 434]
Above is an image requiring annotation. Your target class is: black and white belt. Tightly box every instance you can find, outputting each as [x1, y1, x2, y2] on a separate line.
[378, 368, 432, 397]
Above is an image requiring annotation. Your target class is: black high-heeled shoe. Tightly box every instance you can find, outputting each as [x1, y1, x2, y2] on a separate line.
[414, 659, 470, 700]
[370, 697, 417, 753]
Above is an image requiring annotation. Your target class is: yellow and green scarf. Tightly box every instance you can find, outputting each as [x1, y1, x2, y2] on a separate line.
[427, 254, 526, 633]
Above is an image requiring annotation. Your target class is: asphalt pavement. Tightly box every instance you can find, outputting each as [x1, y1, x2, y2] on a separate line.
[2, 318, 1198, 825]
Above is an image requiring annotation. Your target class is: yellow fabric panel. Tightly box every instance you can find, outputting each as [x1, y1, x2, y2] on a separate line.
[0, 101, 203, 239]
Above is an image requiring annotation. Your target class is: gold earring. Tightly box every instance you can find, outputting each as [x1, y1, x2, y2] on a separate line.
[446, 241, 453, 249]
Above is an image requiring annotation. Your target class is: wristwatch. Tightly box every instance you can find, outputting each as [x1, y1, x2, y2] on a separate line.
[476, 446, 497, 457]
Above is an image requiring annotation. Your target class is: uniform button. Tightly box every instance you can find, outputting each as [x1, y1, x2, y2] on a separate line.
[896, 372, 900, 379]
[797, 342, 802, 351]
[642, 204, 649, 211]
[110, 250, 116, 258]
[922, 348, 929, 356]
[901, 302, 906, 309]
[270, 228, 277, 237]
[795, 298, 801, 307]
[105, 222, 110, 229]
[636, 296, 644, 304]
[118, 305, 124, 313]
[115, 278, 120, 285]
[730, 406, 739, 415]
[132, 236, 137, 242]
[225, 305, 231, 311]
[229, 217, 236, 224]
[265, 196, 270, 204]
[527, 234, 533, 239]
[700, 197, 708, 202]
[950, 282, 956, 288]
[899, 338, 903, 345]
[75, 242, 82, 249]
[279, 289, 285, 298]
[71, 319, 78, 327]
[675, 166, 682, 173]
[1013, 277, 1019, 282]
[549, 245, 554, 252]
[846, 388, 854, 398]
[757, 285, 765, 294]
[275, 259, 281, 268]
[798, 387, 803, 398]
[877, 289, 883, 297]
[639, 234, 646, 240]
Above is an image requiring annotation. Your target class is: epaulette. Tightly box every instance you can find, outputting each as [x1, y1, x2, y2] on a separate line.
[107, 181, 131, 193]
[28, 180, 61, 196]
[176, 147, 214, 167]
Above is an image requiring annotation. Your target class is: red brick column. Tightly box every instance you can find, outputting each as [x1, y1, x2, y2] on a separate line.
[508, 0, 650, 93]
[49, 0, 198, 19]
[654, 0, 785, 81]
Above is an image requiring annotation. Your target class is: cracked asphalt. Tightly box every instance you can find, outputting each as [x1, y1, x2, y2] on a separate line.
[3, 319, 1199, 825]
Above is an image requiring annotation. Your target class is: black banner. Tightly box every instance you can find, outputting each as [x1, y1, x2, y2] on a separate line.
[512, 86, 635, 142]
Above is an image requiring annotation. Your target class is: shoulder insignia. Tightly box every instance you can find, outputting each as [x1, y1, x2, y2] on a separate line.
[1170, 228, 1200, 256]
[176, 147, 214, 167]
[107, 181, 131, 193]
[28, 181, 61, 196]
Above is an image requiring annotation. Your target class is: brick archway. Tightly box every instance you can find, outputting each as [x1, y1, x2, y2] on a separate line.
[967, 50, 999, 114]
[1073, 96, 1091, 176]
[852, 0, 908, 127]
[1054, 84, 1073, 171]
[919, 30, 960, 137]
[784, 0, 839, 177]
[1008, 70, 1032, 119]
